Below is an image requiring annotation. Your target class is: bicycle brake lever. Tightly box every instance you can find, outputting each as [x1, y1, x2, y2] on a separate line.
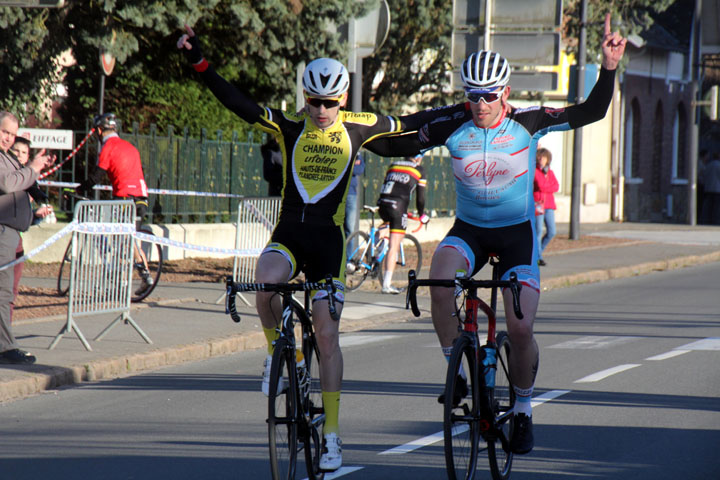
[508, 272, 524, 320]
[325, 274, 341, 321]
[407, 270, 421, 317]
[225, 276, 241, 323]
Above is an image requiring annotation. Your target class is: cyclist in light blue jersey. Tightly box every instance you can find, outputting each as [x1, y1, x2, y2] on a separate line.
[366, 14, 626, 455]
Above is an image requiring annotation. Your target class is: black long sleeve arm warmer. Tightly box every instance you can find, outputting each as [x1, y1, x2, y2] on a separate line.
[199, 65, 264, 124]
[363, 132, 423, 158]
[566, 67, 616, 128]
[416, 186, 426, 217]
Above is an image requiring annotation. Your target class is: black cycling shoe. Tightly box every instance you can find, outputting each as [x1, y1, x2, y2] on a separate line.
[438, 375, 468, 406]
[510, 413, 534, 454]
[0, 348, 36, 365]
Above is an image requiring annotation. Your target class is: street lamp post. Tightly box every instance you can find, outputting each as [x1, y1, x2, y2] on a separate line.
[569, 0, 588, 240]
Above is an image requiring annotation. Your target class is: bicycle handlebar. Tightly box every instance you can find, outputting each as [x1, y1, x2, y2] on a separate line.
[405, 270, 524, 320]
[225, 275, 340, 323]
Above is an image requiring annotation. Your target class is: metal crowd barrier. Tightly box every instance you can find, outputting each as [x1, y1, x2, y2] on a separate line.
[216, 196, 281, 305]
[49, 200, 152, 351]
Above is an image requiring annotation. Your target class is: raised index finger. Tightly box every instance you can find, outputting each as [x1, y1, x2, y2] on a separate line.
[604, 12, 611, 36]
[184, 24, 195, 37]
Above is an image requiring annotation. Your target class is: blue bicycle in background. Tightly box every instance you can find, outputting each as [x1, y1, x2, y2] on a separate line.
[345, 205, 422, 291]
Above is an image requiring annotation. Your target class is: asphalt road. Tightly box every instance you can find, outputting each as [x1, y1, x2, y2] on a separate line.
[0, 263, 719, 480]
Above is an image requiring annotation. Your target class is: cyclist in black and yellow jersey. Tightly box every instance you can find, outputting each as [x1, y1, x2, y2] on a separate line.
[178, 25, 450, 472]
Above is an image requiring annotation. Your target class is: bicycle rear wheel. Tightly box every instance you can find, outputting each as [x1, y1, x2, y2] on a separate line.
[487, 331, 515, 480]
[377, 233, 422, 288]
[444, 334, 480, 480]
[269, 338, 299, 480]
[345, 231, 370, 291]
[131, 226, 163, 302]
[57, 240, 72, 296]
[295, 299, 325, 480]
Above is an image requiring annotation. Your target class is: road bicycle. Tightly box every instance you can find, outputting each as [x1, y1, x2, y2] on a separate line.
[406, 256, 524, 480]
[345, 205, 422, 291]
[56, 191, 163, 302]
[225, 276, 339, 480]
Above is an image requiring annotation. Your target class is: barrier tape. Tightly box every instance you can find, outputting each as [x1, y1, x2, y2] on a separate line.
[38, 129, 96, 180]
[0, 222, 263, 272]
[38, 180, 245, 199]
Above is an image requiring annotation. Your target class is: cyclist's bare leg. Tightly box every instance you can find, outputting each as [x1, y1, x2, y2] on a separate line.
[429, 247, 468, 348]
[382, 231, 404, 287]
[503, 287, 540, 389]
[255, 252, 292, 332]
[311, 300, 344, 392]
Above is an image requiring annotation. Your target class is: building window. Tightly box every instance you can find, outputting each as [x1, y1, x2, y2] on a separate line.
[625, 98, 642, 181]
[651, 101, 663, 193]
[672, 104, 688, 181]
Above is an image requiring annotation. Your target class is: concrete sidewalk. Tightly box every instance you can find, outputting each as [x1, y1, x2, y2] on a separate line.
[2, 222, 719, 404]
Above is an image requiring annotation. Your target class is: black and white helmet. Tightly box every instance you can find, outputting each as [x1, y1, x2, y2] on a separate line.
[302, 58, 350, 98]
[461, 51, 510, 90]
[93, 112, 118, 130]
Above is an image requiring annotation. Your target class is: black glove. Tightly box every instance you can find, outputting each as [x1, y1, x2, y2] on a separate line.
[182, 34, 204, 65]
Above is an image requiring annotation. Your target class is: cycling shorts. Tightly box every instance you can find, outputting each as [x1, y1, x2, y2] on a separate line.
[263, 221, 346, 303]
[436, 219, 540, 291]
[113, 195, 148, 230]
[378, 199, 408, 234]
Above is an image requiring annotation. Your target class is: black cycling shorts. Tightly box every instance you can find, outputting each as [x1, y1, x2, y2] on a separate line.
[264, 221, 346, 283]
[378, 199, 408, 233]
[437, 219, 540, 291]
[114, 195, 148, 230]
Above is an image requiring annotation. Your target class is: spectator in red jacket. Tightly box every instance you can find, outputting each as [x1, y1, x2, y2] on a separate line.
[533, 148, 559, 266]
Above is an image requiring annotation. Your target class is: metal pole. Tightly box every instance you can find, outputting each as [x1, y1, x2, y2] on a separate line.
[352, 57, 363, 112]
[688, 0, 702, 225]
[98, 73, 106, 115]
[569, 0, 588, 240]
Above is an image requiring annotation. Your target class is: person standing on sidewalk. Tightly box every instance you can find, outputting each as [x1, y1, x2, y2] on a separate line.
[345, 151, 364, 255]
[0, 111, 55, 364]
[701, 152, 720, 225]
[377, 154, 429, 294]
[8, 133, 54, 323]
[533, 148, 558, 266]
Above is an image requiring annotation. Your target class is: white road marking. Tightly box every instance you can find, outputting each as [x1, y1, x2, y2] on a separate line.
[574, 364, 642, 383]
[380, 390, 569, 456]
[342, 304, 404, 320]
[646, 350, 690, 361]
[548, 336, 640, 350]
[531, 389, 571, 407]
[339, 335, 397, 348]
[303, 466, 364, 479]
[676, 337, 720, 351]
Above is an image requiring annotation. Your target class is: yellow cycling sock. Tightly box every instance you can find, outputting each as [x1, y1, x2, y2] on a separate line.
[322, 391, 341, 435]
[263, 327, 279, 355]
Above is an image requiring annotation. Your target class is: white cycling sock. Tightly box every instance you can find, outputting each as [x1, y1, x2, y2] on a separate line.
[513, 385, 533, 416]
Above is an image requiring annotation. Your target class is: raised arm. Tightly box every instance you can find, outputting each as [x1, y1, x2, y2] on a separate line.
[177, 25, 264, 124]
[567, 14, 627, 128]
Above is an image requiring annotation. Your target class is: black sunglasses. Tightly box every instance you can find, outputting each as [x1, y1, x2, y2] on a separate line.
[307, 97, 341, 109]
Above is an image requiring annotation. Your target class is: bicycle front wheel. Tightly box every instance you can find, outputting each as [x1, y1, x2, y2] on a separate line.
[377, 233, 422, 288]
[57, 240, 72, 296]
[269, 338, 299, 480]
[295, 299, 325, 480]
[488, 331, 515, 480]
[345, 230, 370, 291]
[131, 227, 163, 302]
[444, 334, 480, 480]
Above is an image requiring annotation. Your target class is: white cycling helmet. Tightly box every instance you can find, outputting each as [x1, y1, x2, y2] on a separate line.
[461, 51, 510, 90]
[302, 58, 350, 98]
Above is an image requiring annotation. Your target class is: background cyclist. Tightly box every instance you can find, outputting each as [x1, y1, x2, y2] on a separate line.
[366, 14, 626, 455]
[76, 112, 153, 293]
[376, 154, 429, 294]
[178, 24, 440, 472]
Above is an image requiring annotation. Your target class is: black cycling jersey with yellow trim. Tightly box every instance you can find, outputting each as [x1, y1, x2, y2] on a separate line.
[194, 64, 424, 227]
[255, 108, 402, 226]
